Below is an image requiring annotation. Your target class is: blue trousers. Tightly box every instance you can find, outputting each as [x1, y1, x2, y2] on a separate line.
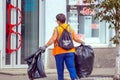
[55, 52, 78, 80]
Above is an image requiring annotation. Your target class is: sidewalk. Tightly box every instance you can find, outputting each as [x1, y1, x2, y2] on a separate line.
[0, 68, 114, 80]
[0, 68, 115, 76]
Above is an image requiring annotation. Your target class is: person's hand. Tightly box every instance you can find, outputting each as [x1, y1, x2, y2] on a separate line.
[40, 45, 47, 53]
[81, 41, 85, 45]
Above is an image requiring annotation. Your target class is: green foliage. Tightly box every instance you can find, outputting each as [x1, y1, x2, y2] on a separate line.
[110, 35, 120, 44]
[87, 0, 120, 44]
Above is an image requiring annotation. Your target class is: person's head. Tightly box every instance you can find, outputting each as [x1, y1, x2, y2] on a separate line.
[56, 13, 66, 25]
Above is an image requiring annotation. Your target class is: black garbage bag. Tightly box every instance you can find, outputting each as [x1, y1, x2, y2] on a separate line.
[75, 44, 94, 78]
[24, 49, 46, 80]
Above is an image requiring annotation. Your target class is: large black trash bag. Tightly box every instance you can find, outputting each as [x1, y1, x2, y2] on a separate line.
[24, 49, 46, 80]
[75, 44, 94, 78]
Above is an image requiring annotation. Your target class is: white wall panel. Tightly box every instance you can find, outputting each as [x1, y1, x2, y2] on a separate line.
[44, 0, 66, 68]
[0, 1, 3, 50]
[0, 0, 5, 68]
[45, 0, 66, 48]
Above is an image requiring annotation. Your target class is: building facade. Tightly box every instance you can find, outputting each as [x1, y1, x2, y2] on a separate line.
[0, 0, 115, 69]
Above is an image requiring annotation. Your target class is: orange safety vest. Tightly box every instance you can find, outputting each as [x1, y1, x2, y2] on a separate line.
[52, 23, 75, 56]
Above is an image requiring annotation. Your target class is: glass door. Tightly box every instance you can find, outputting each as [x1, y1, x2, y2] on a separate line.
[5, 0, 23, 68]
[21, 0, 39, 64]
[5, 0, 39, 68]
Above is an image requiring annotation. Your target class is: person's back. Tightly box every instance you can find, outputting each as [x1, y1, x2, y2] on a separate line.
[52, 23, 75, 56]
[40, 13, 84, 80]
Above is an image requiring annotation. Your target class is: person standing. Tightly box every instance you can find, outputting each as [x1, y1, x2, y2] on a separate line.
[40, 13, 84, 80]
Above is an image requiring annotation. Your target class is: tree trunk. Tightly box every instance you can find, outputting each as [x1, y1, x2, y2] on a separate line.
[114, 44, 120, 80]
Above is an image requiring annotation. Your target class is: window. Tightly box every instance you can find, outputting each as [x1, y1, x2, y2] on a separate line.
[67, 0, 106, 44]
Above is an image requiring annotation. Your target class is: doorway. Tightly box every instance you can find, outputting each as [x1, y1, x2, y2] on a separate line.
[4, 0, 41, 68]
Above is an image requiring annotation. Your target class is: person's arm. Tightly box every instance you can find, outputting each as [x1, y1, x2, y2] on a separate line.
[45, 29, 57, 47]
[72, 31, 84, 43]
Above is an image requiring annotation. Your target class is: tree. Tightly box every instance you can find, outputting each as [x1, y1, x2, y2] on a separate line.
[85, 0, 120, 79]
